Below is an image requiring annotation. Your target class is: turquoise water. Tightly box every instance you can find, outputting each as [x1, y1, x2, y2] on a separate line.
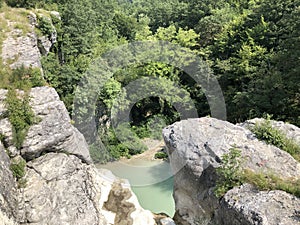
[97, 159, 175, 216]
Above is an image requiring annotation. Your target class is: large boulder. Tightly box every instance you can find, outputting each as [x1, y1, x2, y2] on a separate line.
[0, 87, 92, 163]
[163, 117, 300, 225]
[215, 184, 300, 225]
[21, 87, 92, 163]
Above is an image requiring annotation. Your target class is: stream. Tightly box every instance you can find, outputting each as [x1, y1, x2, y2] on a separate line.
[96, 158, 175, 217]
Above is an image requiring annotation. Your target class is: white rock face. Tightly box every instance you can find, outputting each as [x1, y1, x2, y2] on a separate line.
[163, 117, 300, 225]
[2, 30, 42, 69]
[0, 143, 18, 220]
[18, 153, 156, 225]
[215, 184, 300, 225]
[0, 210, 18, 225]
[1, 11, 57, 69]
[21, 87, 92, 163]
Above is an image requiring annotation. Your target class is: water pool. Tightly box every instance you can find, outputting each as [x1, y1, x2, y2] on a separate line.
[97, 159, 175, 216]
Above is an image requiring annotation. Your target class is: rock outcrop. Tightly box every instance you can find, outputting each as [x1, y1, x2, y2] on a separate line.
[1, 10, 57, 69]
[163, 117, 300, 225]
[23, 87, 92, 163]
[18, 153, 155, 225]
[240, 118, 300, 145]
[0, 87, 92, 164]
[0, 87, 157, 225]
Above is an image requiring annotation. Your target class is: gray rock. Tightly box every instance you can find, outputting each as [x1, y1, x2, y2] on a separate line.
[214, 184, 300, 225]
[0, 143, 18, 220]
[18, 153, 156, 225]
[0, 210, 18, 225]
[240, 118, 300, 145]
[50, 11, 61, 20]
[38, 35, 55, 55]
[160, 217, 176, 225]
[2, 30, 42, 69]
[163, 117, 300, 225]
[1, 11, 57, 69]
[0, 118, 13, 147]
[18, 153, 104, 225]
[21, 87, 92, 164]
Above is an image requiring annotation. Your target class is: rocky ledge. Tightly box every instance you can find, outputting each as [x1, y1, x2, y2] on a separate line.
[163, 117, 300, 225]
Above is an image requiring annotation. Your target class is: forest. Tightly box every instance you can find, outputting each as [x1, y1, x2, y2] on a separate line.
[1, 0, 299, 162]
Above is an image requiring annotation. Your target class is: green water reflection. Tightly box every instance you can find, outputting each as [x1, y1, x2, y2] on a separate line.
[97, 159, 175, 216]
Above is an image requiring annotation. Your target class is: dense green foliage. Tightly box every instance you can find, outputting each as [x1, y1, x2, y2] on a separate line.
[3, 0, 299, 161]
[10, 157, 27, 188]
[250, 116, 300, 161]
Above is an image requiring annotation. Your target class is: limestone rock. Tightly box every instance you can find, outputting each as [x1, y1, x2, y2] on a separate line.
[0, 87, 91, 163]
[163, 117, 300, 225]
[0, 143, 18, 220]
[1, 11, 57, 69]
[214, 184, 300, 225]
[240, 118, 300, 145]
[19, 152, 156, 225]
[21, 87, 92, 163]
[2, 30, 42, 69]
[0, 210, 18, 225]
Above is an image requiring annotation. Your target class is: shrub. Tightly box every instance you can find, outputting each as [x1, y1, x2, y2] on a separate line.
[250, 115, 300, 162]
[5, 0, 39, 8]
[9, 65, 45, 90]
[154, 151, 168, 159]
[5, 89, 37, 149]
[214, 147, 243, 198]
[37, 15, 55, 37]
[10, 157, 26, 179]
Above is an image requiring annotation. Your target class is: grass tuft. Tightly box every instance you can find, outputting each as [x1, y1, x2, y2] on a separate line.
[250, 115, 300, 162]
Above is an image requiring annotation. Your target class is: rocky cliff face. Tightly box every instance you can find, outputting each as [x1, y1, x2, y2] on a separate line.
[163, 117, 300, 225]
[1, 10, 57, 69]
[0, 87, 157, 225]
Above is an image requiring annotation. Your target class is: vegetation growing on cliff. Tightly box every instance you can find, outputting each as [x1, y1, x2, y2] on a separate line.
[215, 147, 243, 197]
[10, 156, 27, 188]
[5, 89, 35, 149]
[250, 116, 300, 162]
[1, 0, 299, 161]
[215, 148, 300, 198]
[3, 66, 44, 149]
